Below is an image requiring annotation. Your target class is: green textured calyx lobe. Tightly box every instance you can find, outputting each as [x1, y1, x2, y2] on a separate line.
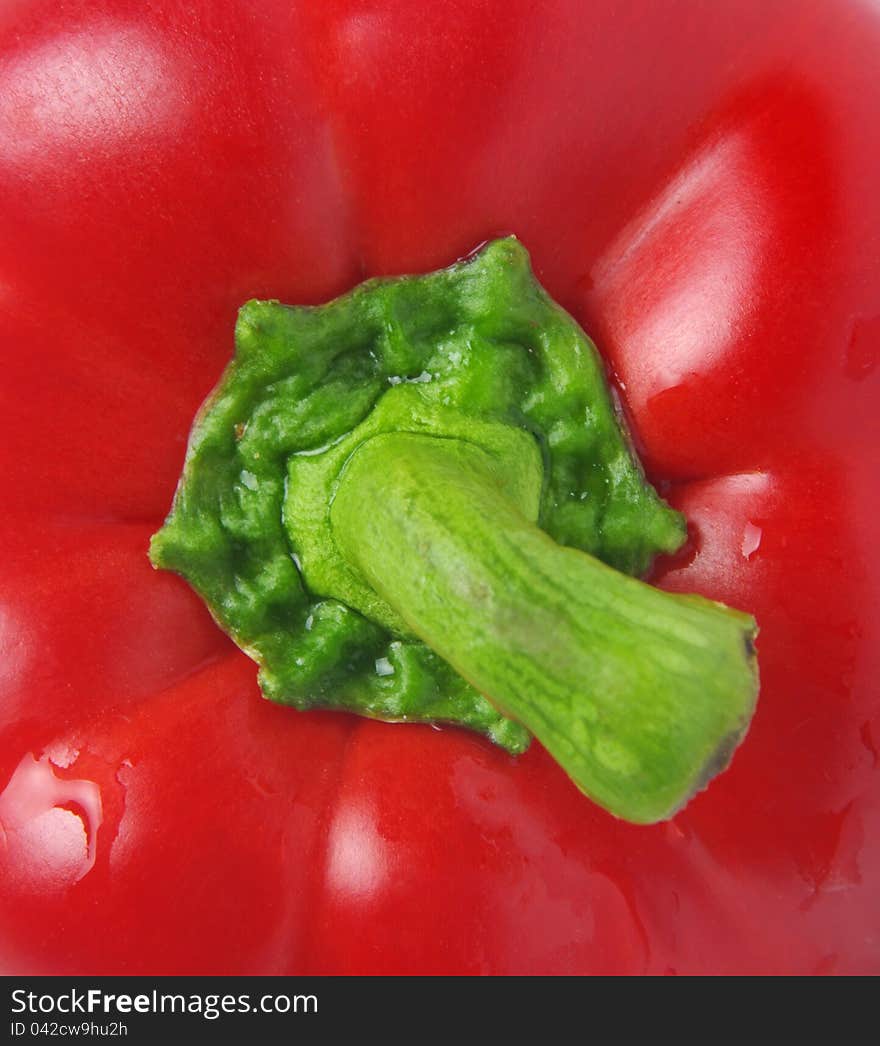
[150, 237, 758, 822]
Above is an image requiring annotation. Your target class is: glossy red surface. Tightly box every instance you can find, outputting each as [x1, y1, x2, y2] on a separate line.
[1, 0, 878, 974]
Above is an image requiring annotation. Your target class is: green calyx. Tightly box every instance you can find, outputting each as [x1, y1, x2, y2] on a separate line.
[151, 238, 758, 822]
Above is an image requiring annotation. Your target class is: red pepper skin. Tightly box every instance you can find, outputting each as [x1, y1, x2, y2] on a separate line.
[1, 0, 878, 975]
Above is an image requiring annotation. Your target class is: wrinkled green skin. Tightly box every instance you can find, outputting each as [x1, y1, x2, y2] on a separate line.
[151, 239, 758, 822]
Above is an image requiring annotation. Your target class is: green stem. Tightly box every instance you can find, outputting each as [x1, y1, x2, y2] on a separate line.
[330, 432, 758, 824]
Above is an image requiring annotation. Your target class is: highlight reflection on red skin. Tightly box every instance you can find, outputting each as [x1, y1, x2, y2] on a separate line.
[0, 0, 878, 974]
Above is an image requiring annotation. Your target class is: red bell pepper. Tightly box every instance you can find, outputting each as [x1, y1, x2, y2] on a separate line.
[1, 0, 878, 975]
